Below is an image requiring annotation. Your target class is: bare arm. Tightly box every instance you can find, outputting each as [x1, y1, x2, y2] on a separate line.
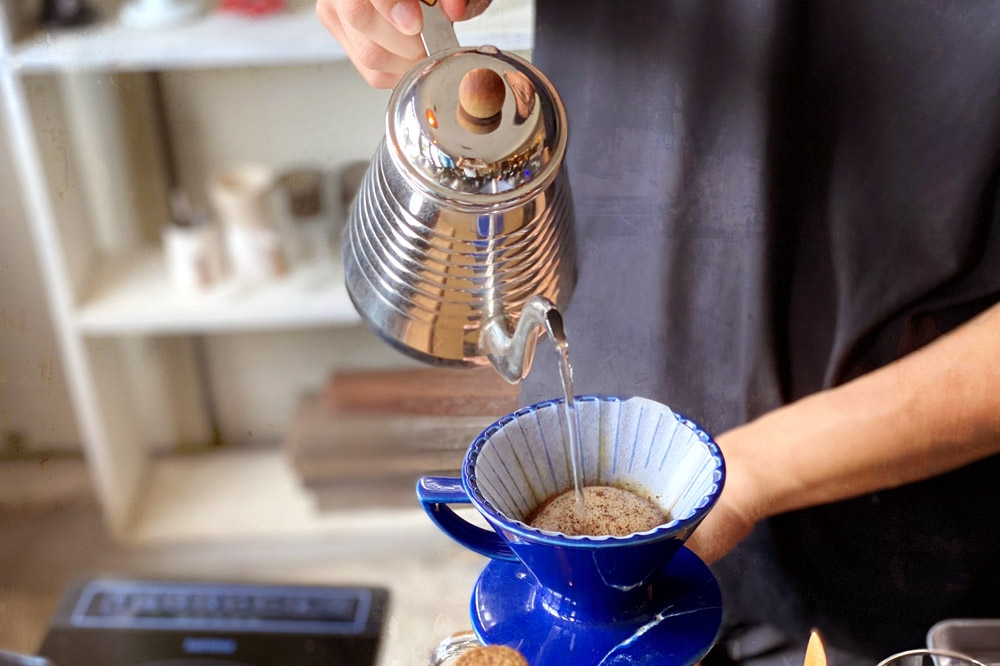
[688, 300, 1000, 563]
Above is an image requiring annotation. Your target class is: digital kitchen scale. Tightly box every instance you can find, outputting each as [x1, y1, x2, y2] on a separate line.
[36, 578, 388, 666]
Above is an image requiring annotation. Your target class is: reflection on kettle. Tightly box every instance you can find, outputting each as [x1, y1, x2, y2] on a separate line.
[342, 3, 576, 384]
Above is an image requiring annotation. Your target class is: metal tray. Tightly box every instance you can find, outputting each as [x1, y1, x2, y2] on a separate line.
[927, 619, 1000, 666]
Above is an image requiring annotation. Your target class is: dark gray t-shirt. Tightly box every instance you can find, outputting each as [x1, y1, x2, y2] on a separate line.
[521, 0, 1000, 657]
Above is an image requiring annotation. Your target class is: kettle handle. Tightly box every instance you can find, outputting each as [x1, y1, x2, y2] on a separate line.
[419, 0, 460, 56]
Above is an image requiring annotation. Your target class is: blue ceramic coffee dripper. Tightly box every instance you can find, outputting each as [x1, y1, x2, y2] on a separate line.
[417, 396, 726, 666]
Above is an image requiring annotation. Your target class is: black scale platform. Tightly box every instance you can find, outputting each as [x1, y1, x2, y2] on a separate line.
[36, 578, 388, 666]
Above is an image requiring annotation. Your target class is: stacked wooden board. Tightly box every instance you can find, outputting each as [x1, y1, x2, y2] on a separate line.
[283, 367, 520, 510]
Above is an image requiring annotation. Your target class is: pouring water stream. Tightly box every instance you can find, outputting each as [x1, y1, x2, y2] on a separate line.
[544, 309, 586, 516]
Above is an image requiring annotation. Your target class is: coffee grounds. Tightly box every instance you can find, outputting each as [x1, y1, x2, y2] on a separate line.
[526, 485, 667, 537]
[455, 645, 529, 666]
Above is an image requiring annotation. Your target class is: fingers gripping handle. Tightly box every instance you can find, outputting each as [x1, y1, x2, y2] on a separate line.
[417, 476, 517, 561]
[419, 0, 460, 55]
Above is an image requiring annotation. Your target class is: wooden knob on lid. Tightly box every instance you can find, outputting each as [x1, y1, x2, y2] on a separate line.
[459, 68, 505, 121]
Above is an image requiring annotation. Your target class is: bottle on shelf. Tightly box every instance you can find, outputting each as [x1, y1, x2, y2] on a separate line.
[162, 189, 226, 294]
[279, 167, 335, 265]
[208, 163, 288, 282]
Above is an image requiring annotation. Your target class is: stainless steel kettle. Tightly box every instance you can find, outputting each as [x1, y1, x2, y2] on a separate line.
[342, 0, 576, 384]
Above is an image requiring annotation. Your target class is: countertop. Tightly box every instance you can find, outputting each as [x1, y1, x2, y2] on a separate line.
[0, 456, 489, 665]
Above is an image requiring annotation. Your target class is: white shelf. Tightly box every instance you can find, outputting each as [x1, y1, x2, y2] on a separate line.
[130, 447, 430, 545]
[75, 247, 362, 336]
[0, 0, 537, 544]
[5, 2, 534, 73]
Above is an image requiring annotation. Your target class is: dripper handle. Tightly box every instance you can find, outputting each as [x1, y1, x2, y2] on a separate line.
[419, 0, 460, 55]
[417, 476, 518, 562]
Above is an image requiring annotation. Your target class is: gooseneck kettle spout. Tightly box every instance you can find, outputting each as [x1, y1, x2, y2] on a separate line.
[481, 296, 567, 384]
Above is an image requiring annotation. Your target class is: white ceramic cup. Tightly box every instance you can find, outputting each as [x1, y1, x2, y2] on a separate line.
[208, 164, 277, 231]
[209, 164, 289, 281]
[162, 223, 226, 293]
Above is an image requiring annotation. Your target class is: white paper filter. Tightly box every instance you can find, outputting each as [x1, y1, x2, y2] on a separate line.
[475, 397, 722, 537]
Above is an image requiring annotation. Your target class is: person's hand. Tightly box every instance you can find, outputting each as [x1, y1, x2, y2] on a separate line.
[684, 483, 757, 564]
[684, 428, 772, 564]
[317, 0, 493, 88]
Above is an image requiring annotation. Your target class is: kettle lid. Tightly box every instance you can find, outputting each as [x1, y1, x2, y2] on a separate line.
[386, 45, 567, 205]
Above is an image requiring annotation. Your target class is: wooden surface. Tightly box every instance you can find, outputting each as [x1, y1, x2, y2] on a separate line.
[285, 367, 519, 509]
[322, 366, 519, 417]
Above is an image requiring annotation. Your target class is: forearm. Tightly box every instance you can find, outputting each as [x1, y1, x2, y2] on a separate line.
[721, 301, 1000, 521]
